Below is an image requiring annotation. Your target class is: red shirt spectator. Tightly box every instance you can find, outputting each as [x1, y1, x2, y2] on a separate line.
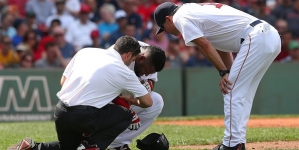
[8, 0, 29, 17]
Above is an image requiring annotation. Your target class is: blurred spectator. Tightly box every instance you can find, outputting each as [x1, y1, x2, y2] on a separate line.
[84, 0, 99, 22]
[281, 40, 299, 63]
[253, 0, 276, 26]
[65, 4, 97, 51]
[84, 29, 102, 48]
[141, 13, 155, 40]
[25, 0, 55, 24]
[105, 24, 140, 48]
[7, 3, 20, 19]
[45, 0, 75, 29]
[36, 19, 61, 60]
[25, 12, 38, 32]
[165, 37, 183, 68]
[14, 44, 34, 69]
[15, 43, 30, 61]
[64, 0, 81, 17]
[285, 0, 299, 39]
[22, 30, 42, 62]
[144, 23, 169, 51]
[185, 47, 213, 67]
[217, 0, 241, 10]
[275, 30, 292, 61]
[34, 42, 67, 68]
[7, 0, 29, 17]
[0, 13, 16, 38]
[122, 0, 142, 35]
[53, 26, 76, 60]
[136, 0, 158, 27]
[271, 0, 293, 19]
[98, 3, 117, 41]
[275, 19, 288, 35]
[0, 0, 7, 20]
[0, 36, 19, 67]
[12, 20, 29, 47]
[18, 53, 34, 69]
[107, 9, 127, 47]
[96, 0, 120, 10]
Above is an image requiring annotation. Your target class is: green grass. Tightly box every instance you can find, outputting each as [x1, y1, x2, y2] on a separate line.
[157, 114, 299, 121]
[1, 120, 299, 150]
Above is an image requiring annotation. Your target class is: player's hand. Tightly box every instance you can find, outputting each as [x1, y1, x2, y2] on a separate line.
[128, 109, 141, 130]
[141, 80, 153, 93]
[219, 74, 232, 94]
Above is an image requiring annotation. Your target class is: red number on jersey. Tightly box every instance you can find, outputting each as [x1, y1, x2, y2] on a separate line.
[199, 3, 223, 9]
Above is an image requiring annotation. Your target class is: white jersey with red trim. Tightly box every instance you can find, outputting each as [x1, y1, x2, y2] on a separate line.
[173, 3, 258, 52]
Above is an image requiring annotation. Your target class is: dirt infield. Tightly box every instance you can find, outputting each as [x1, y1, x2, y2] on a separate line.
[155, 117, 299, 149]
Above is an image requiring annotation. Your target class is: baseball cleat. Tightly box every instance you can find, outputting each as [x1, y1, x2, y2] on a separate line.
[108, 144, 131, 150]
[7, 137, 35, 150]
[212, 143, 245, 150]
[77, 138, 100, 150]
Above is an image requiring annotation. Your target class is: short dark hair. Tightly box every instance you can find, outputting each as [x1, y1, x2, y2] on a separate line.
[45, 42, 58, 50]
[141, 46, 166, 72]
[114, 36, 140, 56]
[51, 19, 61, 26]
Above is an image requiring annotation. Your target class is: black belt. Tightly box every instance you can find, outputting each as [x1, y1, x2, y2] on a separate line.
[57, 101, 95, 110]
[240, 20, 263, 44]
[249, 20, 262, 27]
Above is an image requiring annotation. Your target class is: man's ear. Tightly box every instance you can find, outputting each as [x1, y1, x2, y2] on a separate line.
[165, 16, 172, 23]
[125, 52, 133, 59]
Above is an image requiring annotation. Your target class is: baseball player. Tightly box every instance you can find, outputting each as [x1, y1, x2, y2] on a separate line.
[78, 41, 167, 150]
[154, 2, 281, 150]
[107, 41, 166, 150]
[7, 36, 154, 150]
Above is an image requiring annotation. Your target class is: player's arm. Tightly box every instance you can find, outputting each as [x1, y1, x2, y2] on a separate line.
[192, 37, 232, 94]
[191, 37, 227, 71]
[120, 93, 152, 108]
[216, 50, 234, 70]
[60, 76, 66, 86]
[123, 73, 153, 108]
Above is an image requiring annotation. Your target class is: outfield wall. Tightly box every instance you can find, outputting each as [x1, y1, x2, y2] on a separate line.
[0, 63, 298, 121]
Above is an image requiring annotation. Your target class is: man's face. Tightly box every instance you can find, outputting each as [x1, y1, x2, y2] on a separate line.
[290, 49, 299, 60]
[56, 3, 65, 12]
[2, 37, 12, 51]
[134, 54, 156, 77]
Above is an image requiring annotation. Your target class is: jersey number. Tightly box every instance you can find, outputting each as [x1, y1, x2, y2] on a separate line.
[199, 3, 223, 9]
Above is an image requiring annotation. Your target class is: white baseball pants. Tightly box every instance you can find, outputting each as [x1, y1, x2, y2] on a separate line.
[223, 22, 281, 147]
[108, 91, 164, 148]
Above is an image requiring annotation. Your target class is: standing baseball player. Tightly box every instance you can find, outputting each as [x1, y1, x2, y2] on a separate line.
[106, 41, 166, 150]
[7, 36, 153, 150]
[154, 2, 281, 150]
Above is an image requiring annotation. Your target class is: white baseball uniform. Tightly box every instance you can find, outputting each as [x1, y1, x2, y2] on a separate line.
[173, 3, 281, 147]
[108, 42, 164, 148]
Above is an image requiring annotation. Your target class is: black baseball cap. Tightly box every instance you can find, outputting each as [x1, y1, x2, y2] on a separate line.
[154, 2, 178, 35]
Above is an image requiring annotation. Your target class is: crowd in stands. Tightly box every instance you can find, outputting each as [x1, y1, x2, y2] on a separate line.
[0, 0, 298, 70]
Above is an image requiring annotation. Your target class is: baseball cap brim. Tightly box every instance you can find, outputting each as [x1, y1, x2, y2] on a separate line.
[156, 27, 164, 35]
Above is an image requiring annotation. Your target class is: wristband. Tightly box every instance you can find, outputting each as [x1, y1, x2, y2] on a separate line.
[219, 70, 230, 77]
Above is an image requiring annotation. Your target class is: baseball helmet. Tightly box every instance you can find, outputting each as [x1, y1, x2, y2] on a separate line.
[136, 133, 169, 150]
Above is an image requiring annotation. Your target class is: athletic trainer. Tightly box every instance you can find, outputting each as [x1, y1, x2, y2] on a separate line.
[8, 36, 153, 150]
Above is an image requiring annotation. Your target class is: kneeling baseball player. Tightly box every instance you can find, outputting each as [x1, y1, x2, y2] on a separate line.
[108, 41, 166, 150]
